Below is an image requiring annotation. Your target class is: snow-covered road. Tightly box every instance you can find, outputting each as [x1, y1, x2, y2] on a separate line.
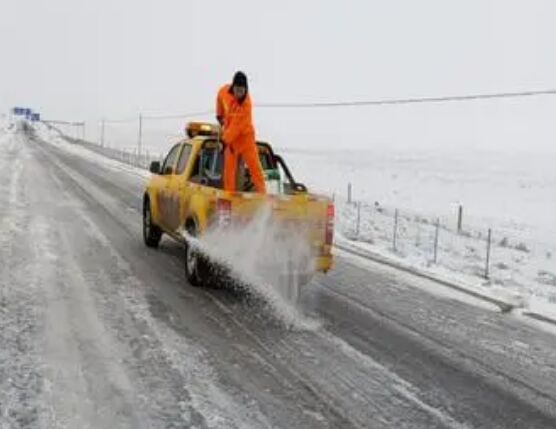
[1, 129, 556, 428]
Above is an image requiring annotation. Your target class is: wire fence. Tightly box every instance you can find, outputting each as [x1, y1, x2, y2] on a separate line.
[336, 182, 556, 303]
[68, 137, 162, 170]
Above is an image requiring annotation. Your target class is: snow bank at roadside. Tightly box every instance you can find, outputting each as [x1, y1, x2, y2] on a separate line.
[336, 197, 556, 320]
[35, 124, 151, 180]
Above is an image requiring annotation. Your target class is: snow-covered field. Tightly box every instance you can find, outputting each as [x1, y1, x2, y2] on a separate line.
[284, 149, 556, 317]
[283, 148, 556, 243]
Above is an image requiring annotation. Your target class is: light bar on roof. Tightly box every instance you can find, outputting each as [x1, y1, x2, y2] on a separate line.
[186, 122, 220, 138]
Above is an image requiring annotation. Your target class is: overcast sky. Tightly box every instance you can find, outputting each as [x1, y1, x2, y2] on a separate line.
[1, 0, 555, 152]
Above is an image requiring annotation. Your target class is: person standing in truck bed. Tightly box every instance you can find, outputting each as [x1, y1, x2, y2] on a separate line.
[216, 71, 266, 193]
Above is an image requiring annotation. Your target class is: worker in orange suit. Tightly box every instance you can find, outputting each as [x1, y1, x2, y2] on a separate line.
[216, 71, 266, 193]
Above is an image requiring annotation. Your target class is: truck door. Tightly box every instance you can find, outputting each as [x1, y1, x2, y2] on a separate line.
[157, 143, 182, 230]
[166, 143, 193, 232]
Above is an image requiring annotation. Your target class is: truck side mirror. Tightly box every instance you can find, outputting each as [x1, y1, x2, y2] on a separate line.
[149, 161, 161, 174]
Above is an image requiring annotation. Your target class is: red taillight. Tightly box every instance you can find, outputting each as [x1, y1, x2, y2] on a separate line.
[217, 199, 232, 227]
[325, 203, 335, 245]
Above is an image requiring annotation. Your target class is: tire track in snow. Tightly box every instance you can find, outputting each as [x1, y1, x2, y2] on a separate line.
[34, 137, 275, 428]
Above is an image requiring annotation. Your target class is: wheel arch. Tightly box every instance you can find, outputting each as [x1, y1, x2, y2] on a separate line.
[143, 191, 161, 226]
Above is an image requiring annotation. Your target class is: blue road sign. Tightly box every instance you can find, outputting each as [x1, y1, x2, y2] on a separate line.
[31, 113, 40, 122]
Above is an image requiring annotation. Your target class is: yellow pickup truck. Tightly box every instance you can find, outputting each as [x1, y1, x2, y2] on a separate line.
[142, 122, 334, 288]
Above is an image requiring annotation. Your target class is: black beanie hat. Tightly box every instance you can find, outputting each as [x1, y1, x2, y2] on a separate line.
[232, 71, 248, 91]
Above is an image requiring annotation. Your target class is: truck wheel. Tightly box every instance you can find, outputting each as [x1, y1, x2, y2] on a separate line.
[184, 222, 211, 287]
[143, 198, 162, 248]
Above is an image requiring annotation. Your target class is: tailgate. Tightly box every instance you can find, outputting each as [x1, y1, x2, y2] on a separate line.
[230, 193, 334, 255]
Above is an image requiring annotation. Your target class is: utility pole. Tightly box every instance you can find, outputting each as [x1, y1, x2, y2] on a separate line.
[138, 114, 143, 157]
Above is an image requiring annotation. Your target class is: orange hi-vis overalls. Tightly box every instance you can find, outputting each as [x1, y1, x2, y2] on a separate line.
[216, 85, 266, 193]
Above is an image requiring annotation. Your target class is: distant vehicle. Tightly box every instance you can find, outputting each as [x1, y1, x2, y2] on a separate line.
[142, 122, 334, 290]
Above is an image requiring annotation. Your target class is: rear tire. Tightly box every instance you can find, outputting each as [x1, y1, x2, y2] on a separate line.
[184, 222, 211, 287]
[143, 198, 162, 248]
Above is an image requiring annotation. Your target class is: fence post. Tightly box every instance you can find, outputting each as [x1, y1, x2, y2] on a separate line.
[393, 209, 399, 252]
[347, 183, 352, 205]
[355, 202, 361, 238]
[485, 228, 492, 279]
[457, 205, 463, 234]
[433, 218, 440, 263]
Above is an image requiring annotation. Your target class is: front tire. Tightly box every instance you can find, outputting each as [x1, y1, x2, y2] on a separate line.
[143, 198, 162, 248]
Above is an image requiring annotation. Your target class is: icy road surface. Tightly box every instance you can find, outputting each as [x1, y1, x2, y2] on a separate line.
[1, 130, 556, 428]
